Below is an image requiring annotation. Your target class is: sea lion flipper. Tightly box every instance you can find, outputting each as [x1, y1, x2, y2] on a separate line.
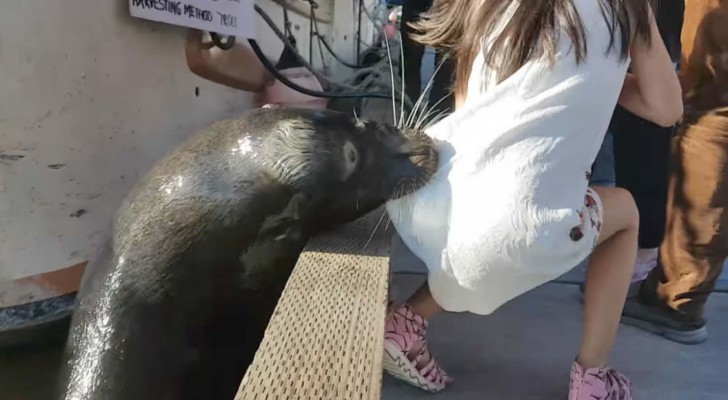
[257, 192, 313, 241]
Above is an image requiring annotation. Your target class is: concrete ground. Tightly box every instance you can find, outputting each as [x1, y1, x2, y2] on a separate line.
[2, 273, 726, 400]
[382, 273, 728, 400]
[381, 233, 728, 400]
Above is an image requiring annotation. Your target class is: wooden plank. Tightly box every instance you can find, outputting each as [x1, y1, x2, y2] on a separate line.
[236, 209, 392, 400]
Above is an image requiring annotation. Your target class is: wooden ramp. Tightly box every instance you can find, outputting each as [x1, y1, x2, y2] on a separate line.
[235, 208, 393, 400]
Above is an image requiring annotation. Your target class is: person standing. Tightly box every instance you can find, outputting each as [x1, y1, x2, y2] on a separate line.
[588, 0, 684, 224]
[399, 0, 455, 114]
[611, 0, 686, 289]
[622, 0, 728, 345]
[583, 0, 684, 297]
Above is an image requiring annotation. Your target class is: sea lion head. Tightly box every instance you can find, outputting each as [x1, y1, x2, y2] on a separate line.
[263, 110, 439, 226]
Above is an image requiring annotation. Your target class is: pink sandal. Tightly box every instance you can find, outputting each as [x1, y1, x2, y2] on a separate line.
[569, 360, 633, 400]
[382, 304, 453, 392]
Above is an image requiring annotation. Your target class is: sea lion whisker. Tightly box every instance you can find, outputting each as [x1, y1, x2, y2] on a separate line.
[409, 99, 428, 130]
[415, 113, 437, 132]
[353, 108, 360, 125]
[398, 194, 403, 222]
[425, 109, 451, 130]
[398, 181, 406, 199]
[383, 33, 398, 127]
[407, 54, 450, 129]
[406, 90, 427, 130]
[414, 94, 452, 130]
[390, 177, 406, 200]
[414, 94, 451, 131]
[406, 69, 433, 130]
[406, 81, 431, 130]
[398, 31, 407, 130]
[414, 103, 436, 131]
[363, 208, 389, 250]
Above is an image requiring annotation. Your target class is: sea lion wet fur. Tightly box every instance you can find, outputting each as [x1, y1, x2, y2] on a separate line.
[58, 108, 437, 400]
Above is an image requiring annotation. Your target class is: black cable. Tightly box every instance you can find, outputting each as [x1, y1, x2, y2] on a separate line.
[305, 0, 378, 70]
[313, 32, 377, 69]
[310, 3, 327, 72]
[250, 4, 398, 101]
[282, 4, 293, 38]
[255, 3, 352, 88]
[246, 38, 395, 100]
[308, 4, 380, 70]
[207, 5, 398, 101]
[308, 2, 314, 65]
[275, 3, 305, 70]
[210, 32, 235, 50]
[356, 0, 363, 62]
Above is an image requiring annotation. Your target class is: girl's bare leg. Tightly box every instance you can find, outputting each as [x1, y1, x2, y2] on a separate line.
[578, 186, 639, 368]
[383, 240, 450, 392]
[405, 282, 444, 320]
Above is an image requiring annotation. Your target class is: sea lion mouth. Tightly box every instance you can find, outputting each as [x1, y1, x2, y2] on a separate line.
[409, 132, 439, 172]
[389, 142, 439, 200]
[408, 146, 438, 172]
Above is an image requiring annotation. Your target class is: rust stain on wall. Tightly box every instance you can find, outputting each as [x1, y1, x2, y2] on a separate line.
[0, 262, 87, 308]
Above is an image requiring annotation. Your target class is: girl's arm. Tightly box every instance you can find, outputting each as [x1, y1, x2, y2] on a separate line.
[617, 5, 683, 127]
[184, 29, 271, 92]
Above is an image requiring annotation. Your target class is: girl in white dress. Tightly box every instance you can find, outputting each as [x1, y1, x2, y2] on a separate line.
[382, 1, 683, 399]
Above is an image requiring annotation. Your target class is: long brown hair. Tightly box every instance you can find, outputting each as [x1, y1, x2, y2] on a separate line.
[410, 0, 656, 100]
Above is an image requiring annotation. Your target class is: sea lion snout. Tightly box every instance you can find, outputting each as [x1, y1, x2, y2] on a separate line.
[398, 128, 438, 164]
[386, 128, 439, 196]
[407, 144, 438, 176]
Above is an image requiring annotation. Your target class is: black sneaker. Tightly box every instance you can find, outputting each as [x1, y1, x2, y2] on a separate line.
[620, 295, 708, 345]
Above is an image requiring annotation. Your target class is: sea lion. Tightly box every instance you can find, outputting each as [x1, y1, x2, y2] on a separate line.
[57, 107, 438, 400]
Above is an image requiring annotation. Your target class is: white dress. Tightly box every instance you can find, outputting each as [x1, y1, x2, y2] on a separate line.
[386, 0, 631, 315]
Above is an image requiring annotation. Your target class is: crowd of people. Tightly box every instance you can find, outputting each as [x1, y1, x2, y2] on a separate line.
[187, 0, 727, 398]
[382, 0, 727, 398]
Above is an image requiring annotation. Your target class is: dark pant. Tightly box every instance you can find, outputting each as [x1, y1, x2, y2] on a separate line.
[594, 1, 684, 249]
[610, 106, 674, 249]
[640, 0, 728, 321]
[400, 0, 454, 114]
[642, 110, 728, 320]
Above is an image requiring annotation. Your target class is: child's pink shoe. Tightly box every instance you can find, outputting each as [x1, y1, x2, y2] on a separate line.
[568, 360, 633, 400]
[382, 304, 453, 392]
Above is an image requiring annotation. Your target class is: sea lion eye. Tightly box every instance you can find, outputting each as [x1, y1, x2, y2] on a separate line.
[347, 146, 357, 164]
[341, 141, 359, 181]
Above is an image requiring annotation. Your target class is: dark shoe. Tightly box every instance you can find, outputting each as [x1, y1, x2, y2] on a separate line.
[620, 296, 708, 345]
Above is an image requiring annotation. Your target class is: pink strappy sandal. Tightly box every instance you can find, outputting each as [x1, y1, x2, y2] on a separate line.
[382, 304, 453, 392]
[568, 360, 633, 400]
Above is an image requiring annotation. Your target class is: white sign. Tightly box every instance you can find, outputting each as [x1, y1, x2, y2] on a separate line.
[129, 0, 255, 38]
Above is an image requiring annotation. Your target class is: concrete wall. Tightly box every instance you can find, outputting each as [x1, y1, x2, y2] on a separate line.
[0, 0, 383, 307]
